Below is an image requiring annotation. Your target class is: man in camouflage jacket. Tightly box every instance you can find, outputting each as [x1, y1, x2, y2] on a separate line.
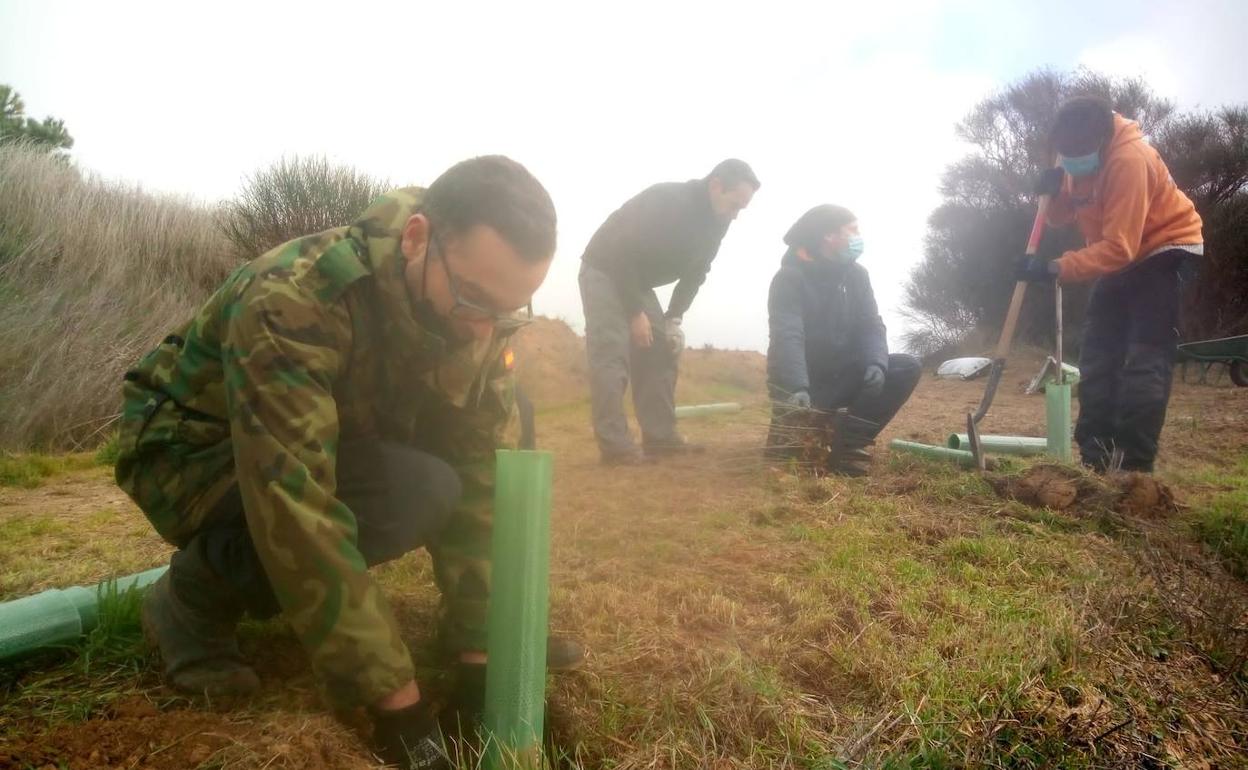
[116, 156, 570, 768]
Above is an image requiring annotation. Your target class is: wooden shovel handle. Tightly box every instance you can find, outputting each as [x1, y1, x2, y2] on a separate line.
[993, 195, 1051, 359]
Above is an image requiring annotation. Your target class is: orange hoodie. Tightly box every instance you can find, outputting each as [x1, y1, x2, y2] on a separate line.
[1048, 114, 1203, 283]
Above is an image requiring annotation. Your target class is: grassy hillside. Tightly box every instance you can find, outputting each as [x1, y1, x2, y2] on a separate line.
[0, 143, 238, 450]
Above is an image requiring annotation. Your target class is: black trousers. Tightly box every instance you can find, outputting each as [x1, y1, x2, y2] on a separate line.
[767, 353, 921, 451]
[1075, 249, 1194, 472]
[170, 439, 463, 620]
[808, 353, 922, 425]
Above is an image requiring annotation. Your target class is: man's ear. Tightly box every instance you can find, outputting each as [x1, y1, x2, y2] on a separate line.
[400, 213, 430, 261]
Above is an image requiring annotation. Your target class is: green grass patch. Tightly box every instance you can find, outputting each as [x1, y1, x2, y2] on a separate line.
[0, 451, 105, 488]
[1193, 486, 1248, 579]
[0, 579, 153, 730]
[1187, 453, 1248, 579]
[93, 433, 122, 467]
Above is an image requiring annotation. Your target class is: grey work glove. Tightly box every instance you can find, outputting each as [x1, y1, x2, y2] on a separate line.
[666, 317, 686, 356]
[785, 390, 812, 409]
[861, 365, 886, 397]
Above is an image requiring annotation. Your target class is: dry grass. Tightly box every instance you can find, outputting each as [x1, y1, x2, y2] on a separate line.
[8, 373, 1245, 768]
[0, 142, 239, 450]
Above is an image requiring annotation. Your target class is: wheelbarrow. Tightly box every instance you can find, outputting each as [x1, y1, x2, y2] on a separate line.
[1178, 334, 1248, 387]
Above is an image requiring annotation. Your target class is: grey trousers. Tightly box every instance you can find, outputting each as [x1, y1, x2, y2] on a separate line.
[579, 263, 680, 457]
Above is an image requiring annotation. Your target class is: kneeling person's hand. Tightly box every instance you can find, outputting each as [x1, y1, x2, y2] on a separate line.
[861, 365, 885, 396]
[785, 390, 812, 409]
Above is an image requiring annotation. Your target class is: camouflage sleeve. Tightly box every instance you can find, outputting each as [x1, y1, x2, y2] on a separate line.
[427, 345, 520, 654]
[221, 276, 413, 707]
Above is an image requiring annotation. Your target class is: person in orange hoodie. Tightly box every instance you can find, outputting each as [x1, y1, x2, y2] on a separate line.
[1017, 96, 1203, 473]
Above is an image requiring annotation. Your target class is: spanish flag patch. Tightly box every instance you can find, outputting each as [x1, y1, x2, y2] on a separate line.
[502, 348, 516, 371]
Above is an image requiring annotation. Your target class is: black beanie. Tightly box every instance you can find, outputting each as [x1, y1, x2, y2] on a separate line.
[783, 204, 856, 250]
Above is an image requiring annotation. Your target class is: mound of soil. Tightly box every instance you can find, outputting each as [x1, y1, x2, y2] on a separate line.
[511, 317, 589, 410]
[2, 698, 256, 770]
[990, 464, 1177, 518]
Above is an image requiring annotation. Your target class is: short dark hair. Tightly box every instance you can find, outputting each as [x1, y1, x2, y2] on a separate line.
[423, 155, 557, 262]
[1051, 96, 1115, 157]
[707, 158, 761, 191]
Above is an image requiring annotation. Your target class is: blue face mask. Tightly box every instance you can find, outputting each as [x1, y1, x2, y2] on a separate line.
[842, 235, 865, 261]
[1060, 151, 1101, 177]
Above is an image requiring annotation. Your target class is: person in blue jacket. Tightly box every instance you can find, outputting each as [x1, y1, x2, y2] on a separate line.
[766, 204, 921, 475]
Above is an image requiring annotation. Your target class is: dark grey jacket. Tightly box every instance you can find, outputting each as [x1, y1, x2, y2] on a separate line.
[767, 249, 889, 394]
[580, 179, 729, 317]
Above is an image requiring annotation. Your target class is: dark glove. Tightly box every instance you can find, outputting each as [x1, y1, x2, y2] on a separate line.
[371, 702, 450, 770]
[1033, 168, 1065, 197]
[861, 365, 886, 396]
[1015, 254, 1058, 284]
[784, 390, 811, 409]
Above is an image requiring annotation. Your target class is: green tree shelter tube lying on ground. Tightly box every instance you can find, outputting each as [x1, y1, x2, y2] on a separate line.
[947, 434, 1048, 456]
[889, 439, 979, 468]
[0, 565, 167, 662]
[1046, 383, 1073, 462]
[674, 402, 742, 418]
[484, 449, 553, 770]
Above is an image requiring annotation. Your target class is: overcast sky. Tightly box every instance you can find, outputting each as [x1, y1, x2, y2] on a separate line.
[2, 0, 1245, 352]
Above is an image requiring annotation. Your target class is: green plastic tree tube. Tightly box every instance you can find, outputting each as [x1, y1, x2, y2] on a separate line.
[674, 402, 742, 418]
[0, 565, 167, 662]
[1046, 383, 1073, 462]
[484, 450, 553, 770]
[946, 434, 1048, 456]
[889, 439, 978, 468]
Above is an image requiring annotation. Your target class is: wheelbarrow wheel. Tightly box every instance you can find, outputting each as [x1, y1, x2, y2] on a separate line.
[1232, 360, 1248, 388]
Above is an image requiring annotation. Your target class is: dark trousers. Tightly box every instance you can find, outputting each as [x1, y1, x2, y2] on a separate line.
[1075, 249, 1193, 472]
[579, 263, 680, 457]
[767, 353, 921, 450]
[808, 353, 922, 425]
[170, 439, 462, 621]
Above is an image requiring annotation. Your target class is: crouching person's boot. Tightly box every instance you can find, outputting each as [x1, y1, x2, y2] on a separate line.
[828, 411, 881, 477]
[142, 545, 260, 696]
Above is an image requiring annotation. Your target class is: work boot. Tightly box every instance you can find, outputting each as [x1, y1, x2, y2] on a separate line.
[643, 436, 706, 460]
[828, 412, 881, 477]
[141, 571, 259, 697]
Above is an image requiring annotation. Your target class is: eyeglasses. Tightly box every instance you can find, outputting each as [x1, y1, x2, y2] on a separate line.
[423, 230, 534, 328]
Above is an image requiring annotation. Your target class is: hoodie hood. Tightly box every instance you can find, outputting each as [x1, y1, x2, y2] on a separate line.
[1106, 113, 1145, 157]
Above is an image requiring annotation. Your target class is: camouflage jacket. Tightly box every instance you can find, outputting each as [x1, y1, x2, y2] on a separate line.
[115, 188, 519, 707]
